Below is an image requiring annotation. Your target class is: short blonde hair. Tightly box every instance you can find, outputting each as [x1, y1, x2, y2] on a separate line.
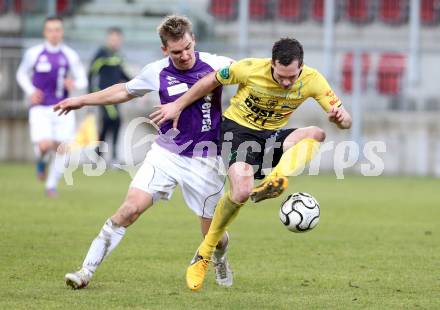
[157, 15, 193, 47]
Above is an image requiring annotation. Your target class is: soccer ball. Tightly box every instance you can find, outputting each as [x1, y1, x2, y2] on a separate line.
[279, 192, 320, 233]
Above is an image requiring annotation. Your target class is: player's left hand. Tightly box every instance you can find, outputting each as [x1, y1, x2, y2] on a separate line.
[328, 107, 352, 129]
[149, 102, 182, 128]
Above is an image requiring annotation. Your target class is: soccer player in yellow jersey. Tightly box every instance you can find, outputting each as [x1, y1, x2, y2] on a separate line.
[151, 38, 352, 291]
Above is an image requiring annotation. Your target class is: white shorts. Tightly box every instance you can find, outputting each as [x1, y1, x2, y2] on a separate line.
[29, 105, 75, 143]
[130, 143, 225, 218]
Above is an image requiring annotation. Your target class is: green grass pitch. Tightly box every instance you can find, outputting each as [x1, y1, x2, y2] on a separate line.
[0, 163, 439, 309]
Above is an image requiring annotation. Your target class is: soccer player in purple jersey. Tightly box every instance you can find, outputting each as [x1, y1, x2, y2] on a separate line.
[54, 15, 234, 289]
[16, 16, 88, 197]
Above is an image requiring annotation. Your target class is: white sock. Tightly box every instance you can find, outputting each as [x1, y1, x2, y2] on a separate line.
[82, 219, 126, 274]
[213, 231, 229, 261]
[45, 151, 68, 189]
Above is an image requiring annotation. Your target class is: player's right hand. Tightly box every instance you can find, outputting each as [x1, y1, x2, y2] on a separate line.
[30, 89, 44, 105]
[328, 107, 352, 129]
[53, 97, 84, 115]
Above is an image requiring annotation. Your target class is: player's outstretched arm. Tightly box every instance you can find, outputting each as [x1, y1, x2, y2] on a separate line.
[150, 72, 220, 128]
[54, 83, 135, 115]
[328, 107, 352, 129]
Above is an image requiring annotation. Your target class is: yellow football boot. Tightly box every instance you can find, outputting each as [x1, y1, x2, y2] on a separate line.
[186, 252, 210, 291]
[250, 175, 288, 203]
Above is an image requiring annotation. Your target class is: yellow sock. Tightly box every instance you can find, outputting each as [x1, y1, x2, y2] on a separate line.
[268, 138, 320, 179]
[199, 191, 244, 259]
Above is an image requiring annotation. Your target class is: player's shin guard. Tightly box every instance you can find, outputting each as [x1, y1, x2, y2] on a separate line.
[199, 193, 243, 259]
[82, 219, 126, 274]
[268, 138, 320, 179]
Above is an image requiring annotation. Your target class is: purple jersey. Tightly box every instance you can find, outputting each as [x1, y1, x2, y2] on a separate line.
[16, 42, 87, 106]
[32, 48, 70, 106]
[126, 52, 233, 157]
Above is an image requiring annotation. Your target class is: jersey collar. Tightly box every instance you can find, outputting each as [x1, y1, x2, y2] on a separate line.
[44, 41, 63, 53]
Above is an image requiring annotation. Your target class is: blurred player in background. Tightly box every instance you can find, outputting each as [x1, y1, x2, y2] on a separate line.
[16, 16, 88, 197]
[55, 15, 234, 289]
[152, 38, 352, 291]
[88, 27, 131, 165]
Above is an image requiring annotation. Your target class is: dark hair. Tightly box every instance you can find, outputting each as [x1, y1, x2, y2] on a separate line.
[157, 15, 193, 46]
[44, 15, 63, 25]
[272, 38, 304, 67]
[108, 27, 123, 35]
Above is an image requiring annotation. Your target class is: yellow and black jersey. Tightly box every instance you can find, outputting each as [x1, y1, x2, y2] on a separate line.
[215, 58, 342, 130]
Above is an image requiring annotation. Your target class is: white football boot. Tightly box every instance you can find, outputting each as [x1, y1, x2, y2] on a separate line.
[65, 268, 93, 289]
[212, 254, 233, 287]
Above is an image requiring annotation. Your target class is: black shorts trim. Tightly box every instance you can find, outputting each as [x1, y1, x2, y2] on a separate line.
[220, 117, 296, 179]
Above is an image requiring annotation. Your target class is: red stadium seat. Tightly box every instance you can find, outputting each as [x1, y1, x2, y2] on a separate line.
[312, 0, 325, 21]
[209, 0, 238, 21]
[377, 53, 406, 95]
[13, 0, 37, 14]
[57, 0, 71, 15]
[421, 0, 440, 25]
[311, 0, 341, 22]
[14, 0, 23, 13]
[345, 0, 375, 24]
[12, 0, 70, 15]
[341, 52, 370, 93]
[277, 0, 307, 22]
[378, 0, 409, 24]
[0, 0, 6, 14]
[249, 0, 270, 20]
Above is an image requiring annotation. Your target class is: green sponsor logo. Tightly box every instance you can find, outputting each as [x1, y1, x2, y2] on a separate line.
[219, 66, 230, 79]
[228, 150, 237, 161]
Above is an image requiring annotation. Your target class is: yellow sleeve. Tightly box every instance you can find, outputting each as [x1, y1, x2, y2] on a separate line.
[310, 71, 342, 112]
[215, 58, 252, 85]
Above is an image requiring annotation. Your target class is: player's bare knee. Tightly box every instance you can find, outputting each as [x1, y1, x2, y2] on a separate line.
[308, 126, 326, 142]
[313, 127, 326, 142]
[49, 141, 59, 151]
[231, 182, 253, 203]
[39, 141, 52, 153]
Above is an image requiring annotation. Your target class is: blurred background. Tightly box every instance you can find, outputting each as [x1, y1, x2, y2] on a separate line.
[0, 0, 439, 176]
